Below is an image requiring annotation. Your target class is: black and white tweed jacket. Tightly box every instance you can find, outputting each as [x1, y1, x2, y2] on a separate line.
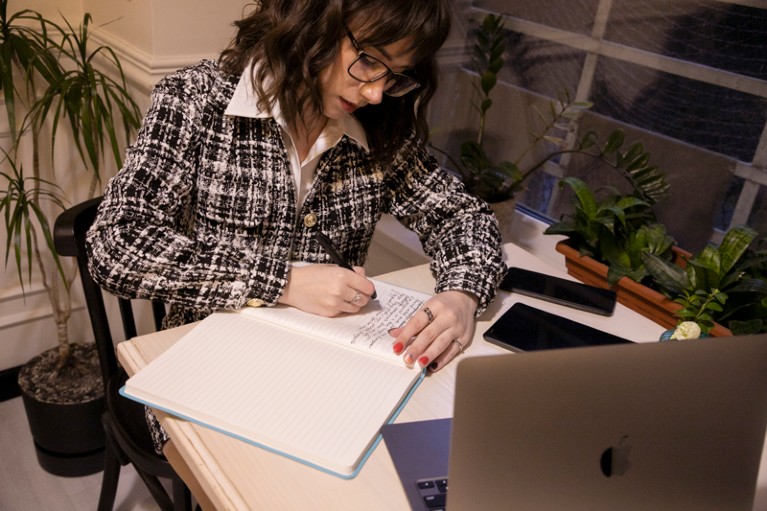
[86, 60, 505, 328]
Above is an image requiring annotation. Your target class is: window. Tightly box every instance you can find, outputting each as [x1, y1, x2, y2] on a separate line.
[430, 0, 767, 250]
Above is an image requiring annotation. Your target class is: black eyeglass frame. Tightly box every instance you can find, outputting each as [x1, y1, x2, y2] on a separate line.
[344, 26, 420, 98]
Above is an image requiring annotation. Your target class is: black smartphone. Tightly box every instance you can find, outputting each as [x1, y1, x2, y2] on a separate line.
[500, 267, 617, 316]
[483, 303, 632, 352]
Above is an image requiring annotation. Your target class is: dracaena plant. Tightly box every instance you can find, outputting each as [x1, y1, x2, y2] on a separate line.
[0, 1, 140, 370]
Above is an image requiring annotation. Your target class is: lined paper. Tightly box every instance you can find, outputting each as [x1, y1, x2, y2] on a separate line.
[240, 279, 427, 357]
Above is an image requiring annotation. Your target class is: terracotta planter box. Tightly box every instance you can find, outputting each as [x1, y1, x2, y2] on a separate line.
[555, 241, 732, 337]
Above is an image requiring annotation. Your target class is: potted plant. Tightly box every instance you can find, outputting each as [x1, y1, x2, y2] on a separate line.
[432, 16, 593, 211]
[545, 174, 674, 283]
[1, 2, 140, 475]
[431, 14, 668, 241]
[643, 225, 767, 337]
[548, 173, 767, 336]
[540, 171, 718, 334]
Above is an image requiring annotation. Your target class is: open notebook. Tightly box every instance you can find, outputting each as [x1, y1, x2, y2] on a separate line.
[384, 334, 767, 510]
[121, 279, 428, 479]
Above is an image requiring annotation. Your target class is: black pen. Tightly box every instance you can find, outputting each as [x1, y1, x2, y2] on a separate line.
[315, 231, 377, 299]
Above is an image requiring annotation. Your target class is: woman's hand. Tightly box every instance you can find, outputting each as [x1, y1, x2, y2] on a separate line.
[389, 290, 479, 372]
[277, 264, 376, 317]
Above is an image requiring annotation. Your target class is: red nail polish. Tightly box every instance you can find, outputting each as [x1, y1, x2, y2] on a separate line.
[393, 342, 404, 354]
[418, 356, 430, 367]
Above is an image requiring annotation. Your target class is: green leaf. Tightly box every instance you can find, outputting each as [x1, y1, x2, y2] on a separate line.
[642, 251, 689, 292]
[560, 177, 597, 218]
[480, 98, 493, 115]
[729, 319, 764, 335]
[718, 225, 757, 274]
[577, 130, 598, 150]
[460, 141, 488, 172]
[480, 71, 497, 95]
[602, 129, 625, 154]
[543, 220, 579, 237]
[727, 277, 767, 295]
[706, 301, 724, 312]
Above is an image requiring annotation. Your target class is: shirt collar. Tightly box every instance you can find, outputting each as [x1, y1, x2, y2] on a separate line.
[224, 65, 369, 153]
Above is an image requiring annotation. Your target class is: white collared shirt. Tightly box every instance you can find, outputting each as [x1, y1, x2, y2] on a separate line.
[223, 67, 369, 206]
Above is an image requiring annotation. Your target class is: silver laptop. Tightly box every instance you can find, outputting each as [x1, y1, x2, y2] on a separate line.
[383, 334, 767, 511]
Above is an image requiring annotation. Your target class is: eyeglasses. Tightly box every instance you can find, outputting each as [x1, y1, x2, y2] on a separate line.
[345, 27, 420, 98]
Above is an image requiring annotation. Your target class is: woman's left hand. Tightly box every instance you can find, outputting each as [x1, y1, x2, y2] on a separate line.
[389, 290, 479, 372]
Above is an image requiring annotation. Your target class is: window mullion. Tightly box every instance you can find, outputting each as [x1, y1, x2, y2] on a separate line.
[545, 0, 614, 216]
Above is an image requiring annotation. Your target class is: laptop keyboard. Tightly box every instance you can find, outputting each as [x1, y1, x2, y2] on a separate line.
[416, 477, 448, 510]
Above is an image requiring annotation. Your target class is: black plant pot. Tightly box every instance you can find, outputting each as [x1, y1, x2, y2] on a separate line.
[20, 388, 105, 476]
[18, 343, 106, 477]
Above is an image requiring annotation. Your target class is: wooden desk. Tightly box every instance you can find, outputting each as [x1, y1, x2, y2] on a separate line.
[117, 243, 767, 510]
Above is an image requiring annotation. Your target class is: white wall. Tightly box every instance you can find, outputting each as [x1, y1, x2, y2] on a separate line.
[0, 0, 244, 372]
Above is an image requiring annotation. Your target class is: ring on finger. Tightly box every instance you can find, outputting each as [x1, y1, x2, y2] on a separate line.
[423, 307, 434, 324]
[451, 338, 465, 354]
[350, 291, 362, 304]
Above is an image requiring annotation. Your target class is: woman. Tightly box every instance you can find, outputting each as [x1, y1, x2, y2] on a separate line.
[88, 0, 505, 375]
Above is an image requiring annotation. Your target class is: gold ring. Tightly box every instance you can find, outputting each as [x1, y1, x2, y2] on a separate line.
[423, 307, 434, 323]
[451, 339, 465, 354]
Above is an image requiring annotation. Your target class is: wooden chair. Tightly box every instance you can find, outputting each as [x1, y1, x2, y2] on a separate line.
[54, 197, 193, 511]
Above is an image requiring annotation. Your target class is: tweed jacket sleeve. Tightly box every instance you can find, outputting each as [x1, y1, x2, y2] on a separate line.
[382, 135, 506, 315]
[86, 61, 293, 321]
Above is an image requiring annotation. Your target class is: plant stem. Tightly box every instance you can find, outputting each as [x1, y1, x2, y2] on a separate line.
[476, 103, 486, 148]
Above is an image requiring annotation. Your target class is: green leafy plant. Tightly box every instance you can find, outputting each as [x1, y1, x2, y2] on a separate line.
[672, 289, 728, 335]
[0, 5, 60, 141]
[642, 225, 767, 334]
[1, 1, 140, 373]
[0, 153, 66, 291]
[30, 13, 138, 189]
[544, 175, 674, 285]
[431, 13, 669, 207]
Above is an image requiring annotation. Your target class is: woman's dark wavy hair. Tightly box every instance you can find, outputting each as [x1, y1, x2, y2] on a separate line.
[219, 0, 451, 167]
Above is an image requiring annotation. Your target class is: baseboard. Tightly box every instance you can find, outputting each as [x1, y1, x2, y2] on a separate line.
[0, 365, 21, 402]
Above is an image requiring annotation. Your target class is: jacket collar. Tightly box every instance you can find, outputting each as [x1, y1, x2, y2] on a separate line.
[224, 65, 369, 153]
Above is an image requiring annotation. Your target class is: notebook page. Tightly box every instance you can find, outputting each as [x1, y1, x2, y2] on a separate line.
[123, 312, 422, 476]
[240, 279, 428, 358]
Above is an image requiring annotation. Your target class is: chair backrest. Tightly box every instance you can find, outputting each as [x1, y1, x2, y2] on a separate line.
[54, 197, 166, 391]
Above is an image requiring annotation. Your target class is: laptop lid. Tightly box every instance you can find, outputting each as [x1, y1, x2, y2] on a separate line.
[447, 335, 767, 511]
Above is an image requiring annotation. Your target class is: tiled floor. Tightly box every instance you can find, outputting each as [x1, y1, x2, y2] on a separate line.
[0, 396, 164, 511]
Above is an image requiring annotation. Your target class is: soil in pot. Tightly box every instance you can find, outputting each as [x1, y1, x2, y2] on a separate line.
[18, 343, 105, 476]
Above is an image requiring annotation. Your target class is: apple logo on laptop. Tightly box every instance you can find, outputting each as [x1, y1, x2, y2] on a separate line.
[600, 435, 632, 477]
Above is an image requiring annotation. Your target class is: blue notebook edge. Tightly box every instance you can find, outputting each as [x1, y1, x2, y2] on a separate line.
[119, 367, 427, 480]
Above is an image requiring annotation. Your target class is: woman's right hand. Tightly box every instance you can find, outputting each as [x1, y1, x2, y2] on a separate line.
[277, 264, 377, 317]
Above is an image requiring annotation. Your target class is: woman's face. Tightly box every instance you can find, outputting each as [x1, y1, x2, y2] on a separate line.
[318, 27, 416, 120]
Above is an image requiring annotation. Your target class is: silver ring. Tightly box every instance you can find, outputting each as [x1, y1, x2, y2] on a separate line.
[451, 339, 465, 354]
[423, 307, 434, 323]
[350, 291, 362, 304]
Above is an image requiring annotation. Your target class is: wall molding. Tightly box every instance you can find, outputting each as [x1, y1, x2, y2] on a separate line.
[91, 30, 220, 96]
